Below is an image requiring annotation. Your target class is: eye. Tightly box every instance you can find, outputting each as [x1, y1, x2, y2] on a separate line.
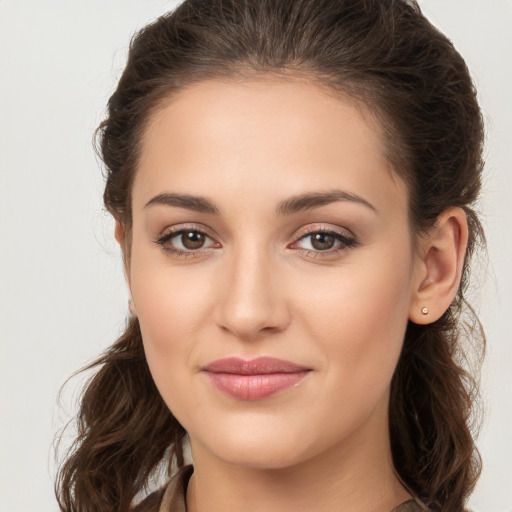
[156, 227, 220, 256]
[291, 227, 358, 257]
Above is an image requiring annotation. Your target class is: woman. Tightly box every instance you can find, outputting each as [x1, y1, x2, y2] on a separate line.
[56, 1, 485, 511]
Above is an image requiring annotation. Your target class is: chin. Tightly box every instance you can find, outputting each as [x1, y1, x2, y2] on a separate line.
[188, 413, 329, 471]
[211, 442, 307, 470]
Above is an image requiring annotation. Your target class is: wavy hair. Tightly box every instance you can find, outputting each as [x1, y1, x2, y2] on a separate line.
[56, 1, 485, 511]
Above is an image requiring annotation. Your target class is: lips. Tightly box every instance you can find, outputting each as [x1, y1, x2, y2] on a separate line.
[201, 357, 311, 400]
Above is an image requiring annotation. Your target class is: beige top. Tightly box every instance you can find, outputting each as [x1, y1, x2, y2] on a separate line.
[134, 465, 424, 512]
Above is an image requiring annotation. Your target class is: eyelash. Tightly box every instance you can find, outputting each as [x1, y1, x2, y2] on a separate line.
[155, 225, 358, 260]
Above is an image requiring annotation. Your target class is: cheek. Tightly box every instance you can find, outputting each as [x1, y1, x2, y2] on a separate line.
[128, 245, 213, 398]
[133, 270, 207, 342]
[296, 246, 414, 398]
[130, 231, 216, 334]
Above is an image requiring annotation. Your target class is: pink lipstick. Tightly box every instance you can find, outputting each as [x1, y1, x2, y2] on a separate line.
[201, 357, 311, 400]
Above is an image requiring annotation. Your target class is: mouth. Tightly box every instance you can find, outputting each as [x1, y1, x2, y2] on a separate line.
[201, 357, 312, 400]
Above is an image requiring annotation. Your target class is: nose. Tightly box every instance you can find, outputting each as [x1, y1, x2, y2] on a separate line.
[214, 247, 290, 341]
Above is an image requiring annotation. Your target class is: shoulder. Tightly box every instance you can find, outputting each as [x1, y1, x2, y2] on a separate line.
[132, 465, 193, 512]
[133, 487, 166, 512]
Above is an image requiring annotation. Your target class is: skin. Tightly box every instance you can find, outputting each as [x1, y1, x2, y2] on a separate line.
[118, 78, 468, 512]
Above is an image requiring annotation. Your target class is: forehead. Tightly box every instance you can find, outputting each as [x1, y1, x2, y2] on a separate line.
[133, 78, 407, 218]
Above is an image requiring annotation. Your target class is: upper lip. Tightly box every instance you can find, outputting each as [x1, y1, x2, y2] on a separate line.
[201, 357, 310, 375]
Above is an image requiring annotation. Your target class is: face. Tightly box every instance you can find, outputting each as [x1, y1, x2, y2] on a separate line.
[128, 78, 420, 470]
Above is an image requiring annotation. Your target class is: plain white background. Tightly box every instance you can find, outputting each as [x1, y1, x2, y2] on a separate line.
[0, 1, 510, 511]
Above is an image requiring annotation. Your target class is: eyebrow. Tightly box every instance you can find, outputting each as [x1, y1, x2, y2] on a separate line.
[145, 193, 220, 215]
[144, 189, 377, 216]
[275, 190, 377, 216]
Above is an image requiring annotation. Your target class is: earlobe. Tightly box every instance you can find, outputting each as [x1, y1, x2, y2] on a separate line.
[409, 207, 468, 325]
[115, 220, 125, 244]
[128, 297, 137, 317]
[114, 219, 133, 293]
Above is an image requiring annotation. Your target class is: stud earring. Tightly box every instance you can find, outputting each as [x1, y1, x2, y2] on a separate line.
[421, 307, 429, 315]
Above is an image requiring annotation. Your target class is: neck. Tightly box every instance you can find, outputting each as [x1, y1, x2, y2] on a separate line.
[186, 403, 410, 512]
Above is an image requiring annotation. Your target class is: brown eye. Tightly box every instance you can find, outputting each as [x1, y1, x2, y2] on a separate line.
[181, 231, 206, 250]
[292, 229, 358, 256]
[310, 233, 336, 251]
[156, 228, 219, 255]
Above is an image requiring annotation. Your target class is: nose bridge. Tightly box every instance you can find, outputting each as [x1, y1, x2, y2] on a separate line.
[215, 240, 288, 339]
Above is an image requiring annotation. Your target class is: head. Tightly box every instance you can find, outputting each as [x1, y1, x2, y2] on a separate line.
[57, 1, 485, 511]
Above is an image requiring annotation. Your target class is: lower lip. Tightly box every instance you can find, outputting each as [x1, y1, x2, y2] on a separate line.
[204, 371, 310, 400]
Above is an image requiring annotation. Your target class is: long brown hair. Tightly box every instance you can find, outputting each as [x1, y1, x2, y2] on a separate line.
[56, 1, 485, 511]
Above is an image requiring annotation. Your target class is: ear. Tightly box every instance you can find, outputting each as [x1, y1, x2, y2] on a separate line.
[114, 220, 134, 308]
[409, 207, 468, 324]
[114, 219, 125, 244]
[115, 218, 130, 271]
